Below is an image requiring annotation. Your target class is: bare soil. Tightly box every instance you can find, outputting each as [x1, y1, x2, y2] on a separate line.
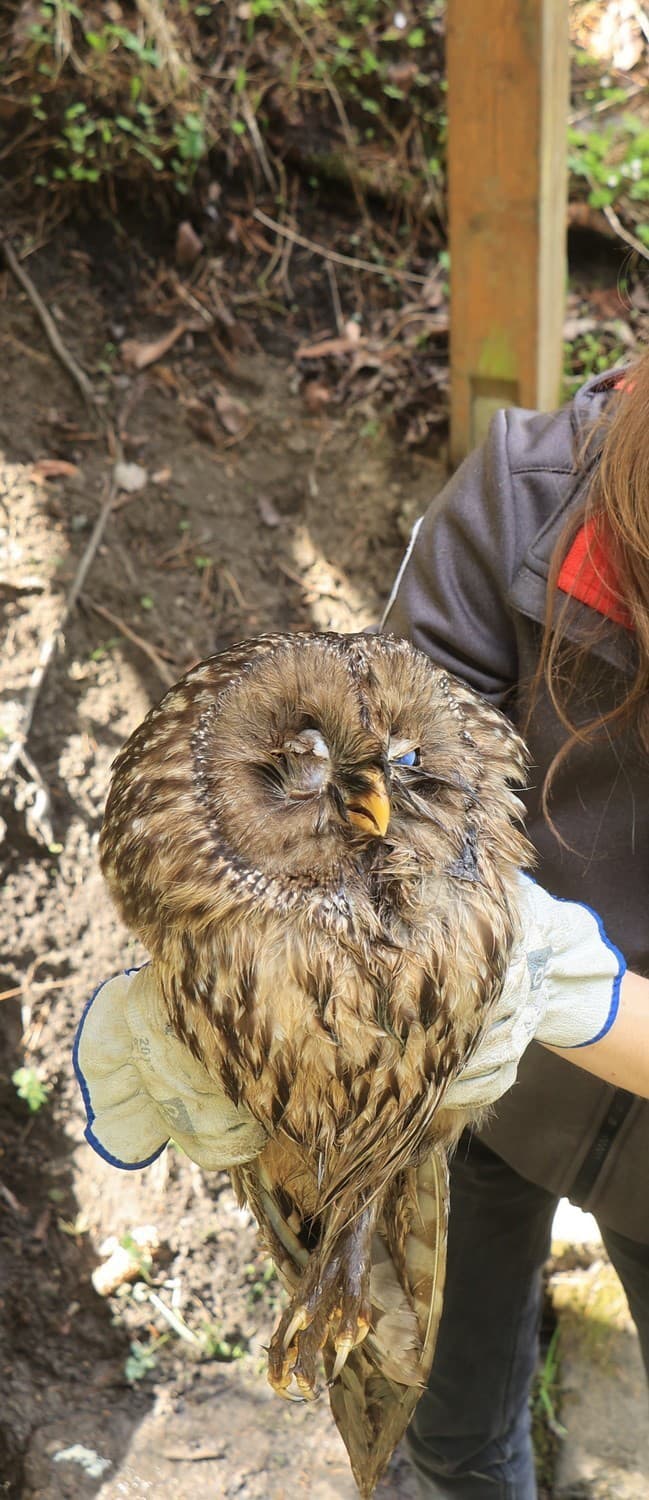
[0, 224, 441, 1499]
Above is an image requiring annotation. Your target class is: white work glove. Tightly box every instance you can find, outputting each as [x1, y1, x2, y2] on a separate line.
[74, 875, 625, 1170]
[444, 873, 625, 1108]
[73, 966, 266, 1171]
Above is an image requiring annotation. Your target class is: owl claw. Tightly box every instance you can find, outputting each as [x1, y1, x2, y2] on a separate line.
[281, 1305, 310, 1351]
[267, 1209, 375, 1399]
[332, 1335, 354, 1380]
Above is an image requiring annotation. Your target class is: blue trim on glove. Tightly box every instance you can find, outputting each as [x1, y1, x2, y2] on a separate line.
[571, 906, 626, 1048]
[520, 873, 626, 1049]
[72, 967, 168, 1172]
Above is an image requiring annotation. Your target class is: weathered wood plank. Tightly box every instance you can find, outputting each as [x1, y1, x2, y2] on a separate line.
[447, 0, 569, 464]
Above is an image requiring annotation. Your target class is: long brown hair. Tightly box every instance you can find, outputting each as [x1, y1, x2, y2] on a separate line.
[528, 349, 649, 828]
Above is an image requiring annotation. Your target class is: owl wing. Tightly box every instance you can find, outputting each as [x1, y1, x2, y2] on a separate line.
[233, 1145, 449, 1500]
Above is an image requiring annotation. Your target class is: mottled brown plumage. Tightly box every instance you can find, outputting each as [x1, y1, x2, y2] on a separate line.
[100, 632, 529, 1496]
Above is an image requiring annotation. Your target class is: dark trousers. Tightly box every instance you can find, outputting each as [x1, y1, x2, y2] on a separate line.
[407, 1134, 649, 1500]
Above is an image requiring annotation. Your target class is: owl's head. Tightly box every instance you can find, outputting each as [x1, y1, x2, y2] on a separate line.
[100, 632, 528, 946]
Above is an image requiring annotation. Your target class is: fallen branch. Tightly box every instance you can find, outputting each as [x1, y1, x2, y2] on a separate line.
[252, 209, 429, 285]
[0, 236, 97, 408]
[84, 598, 176, 686]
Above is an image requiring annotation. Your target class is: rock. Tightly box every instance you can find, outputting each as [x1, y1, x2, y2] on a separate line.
[113, 461, 148, 493]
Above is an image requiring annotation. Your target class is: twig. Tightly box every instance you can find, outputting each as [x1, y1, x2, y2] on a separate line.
[326, 260, 345, 336]
[569, 79, 645, 127]
[252, 210, 428, 284]
[0, 1182, 26, 1215]
[148, 1290, 200, 1343]
[240, 92, 277, 193]
[0, 977, 69, 1005]
[84, 598, 176, 686]
[602, 202, 649, 265]
[0, 985, 23, 1003]
[1, 236, 97, 408]
[221, 567, 248, 611]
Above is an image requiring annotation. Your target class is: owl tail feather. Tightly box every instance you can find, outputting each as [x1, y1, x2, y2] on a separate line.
[325, 1147, 449, 1497]
[234, 1145, 448, 1497]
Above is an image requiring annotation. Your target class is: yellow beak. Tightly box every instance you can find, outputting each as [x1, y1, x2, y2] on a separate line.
[346, 770, 391, 838]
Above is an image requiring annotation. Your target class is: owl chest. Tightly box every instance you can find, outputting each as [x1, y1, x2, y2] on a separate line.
[212, 945, 462, 1153]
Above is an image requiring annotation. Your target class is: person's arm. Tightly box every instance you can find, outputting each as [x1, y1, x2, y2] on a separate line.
[548, 969, 649, 1098]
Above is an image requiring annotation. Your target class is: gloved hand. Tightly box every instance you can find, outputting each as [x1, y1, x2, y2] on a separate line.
[443, 873, 625, 1107]
[73, 966, 267, 1171]
[74, 875, 625, 1170]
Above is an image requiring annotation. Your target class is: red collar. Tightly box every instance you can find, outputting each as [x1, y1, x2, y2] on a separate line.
[557, 518, 633, 631]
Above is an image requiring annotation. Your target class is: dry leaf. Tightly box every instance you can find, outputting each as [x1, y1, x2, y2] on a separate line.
[121, 324, 186, 371]
[152, 467, 172, 485]
[297, 334, 363, 361]
[151, 364, 180, 392]
[30, 459, 80, 481]
[214, 390, 249, 435]
[175, 220, 203, 268]
[303, 380, 331, 414]
[185, 398, 221, 447]
[588, 287, 626, 319]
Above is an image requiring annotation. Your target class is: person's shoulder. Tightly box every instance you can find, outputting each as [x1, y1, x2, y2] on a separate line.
[499, 368, 622, 481]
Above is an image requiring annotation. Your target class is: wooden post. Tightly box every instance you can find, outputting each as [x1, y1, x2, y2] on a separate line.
[447, 0, 569, 465]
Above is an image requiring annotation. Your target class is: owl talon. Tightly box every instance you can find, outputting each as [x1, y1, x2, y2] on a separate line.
[267, 1208, 375, 1397]
[331, 1335, 354, 1380]
[281, 1305, 310, 1352]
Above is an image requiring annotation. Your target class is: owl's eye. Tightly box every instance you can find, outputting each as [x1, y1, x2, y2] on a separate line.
[282, 728, 330, 759]
[389, 738, 420, 768]
[394, 748, 420, 768]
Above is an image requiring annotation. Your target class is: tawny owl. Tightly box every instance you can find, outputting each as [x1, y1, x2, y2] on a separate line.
[99, 631, 529, 1497]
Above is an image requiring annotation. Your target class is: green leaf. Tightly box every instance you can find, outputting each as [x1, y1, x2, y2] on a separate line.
[588, 186, 614, 208]
[12, 1067, 50, 1113]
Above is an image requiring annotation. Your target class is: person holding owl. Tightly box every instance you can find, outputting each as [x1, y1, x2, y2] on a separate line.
[382, 358, 649, 1500]
[74, 361, 649, 1496]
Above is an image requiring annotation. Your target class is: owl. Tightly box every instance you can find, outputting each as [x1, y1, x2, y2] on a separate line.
[99, 631, 529, 1497]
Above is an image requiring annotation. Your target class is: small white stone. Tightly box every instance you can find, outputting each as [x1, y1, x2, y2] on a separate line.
[113, 461, 148, 493]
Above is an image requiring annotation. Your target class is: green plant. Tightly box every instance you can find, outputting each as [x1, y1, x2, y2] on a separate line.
[568, 112, 649, 242]
[562, 326, 628, 400]
[171, 109, 207, 193]
[124, 1338, 159, 1382]
[244, 1258, 278, 1309]
[530, 1323, 565, 1492]
[19, 4, 206, 194]
[199, 1323, 247, 1361]
[533, 1327, 566, 1438]
[119, 1231, 154, 1283]
[90, 636, 120, 662]
[12, 1066, 50, 1112]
